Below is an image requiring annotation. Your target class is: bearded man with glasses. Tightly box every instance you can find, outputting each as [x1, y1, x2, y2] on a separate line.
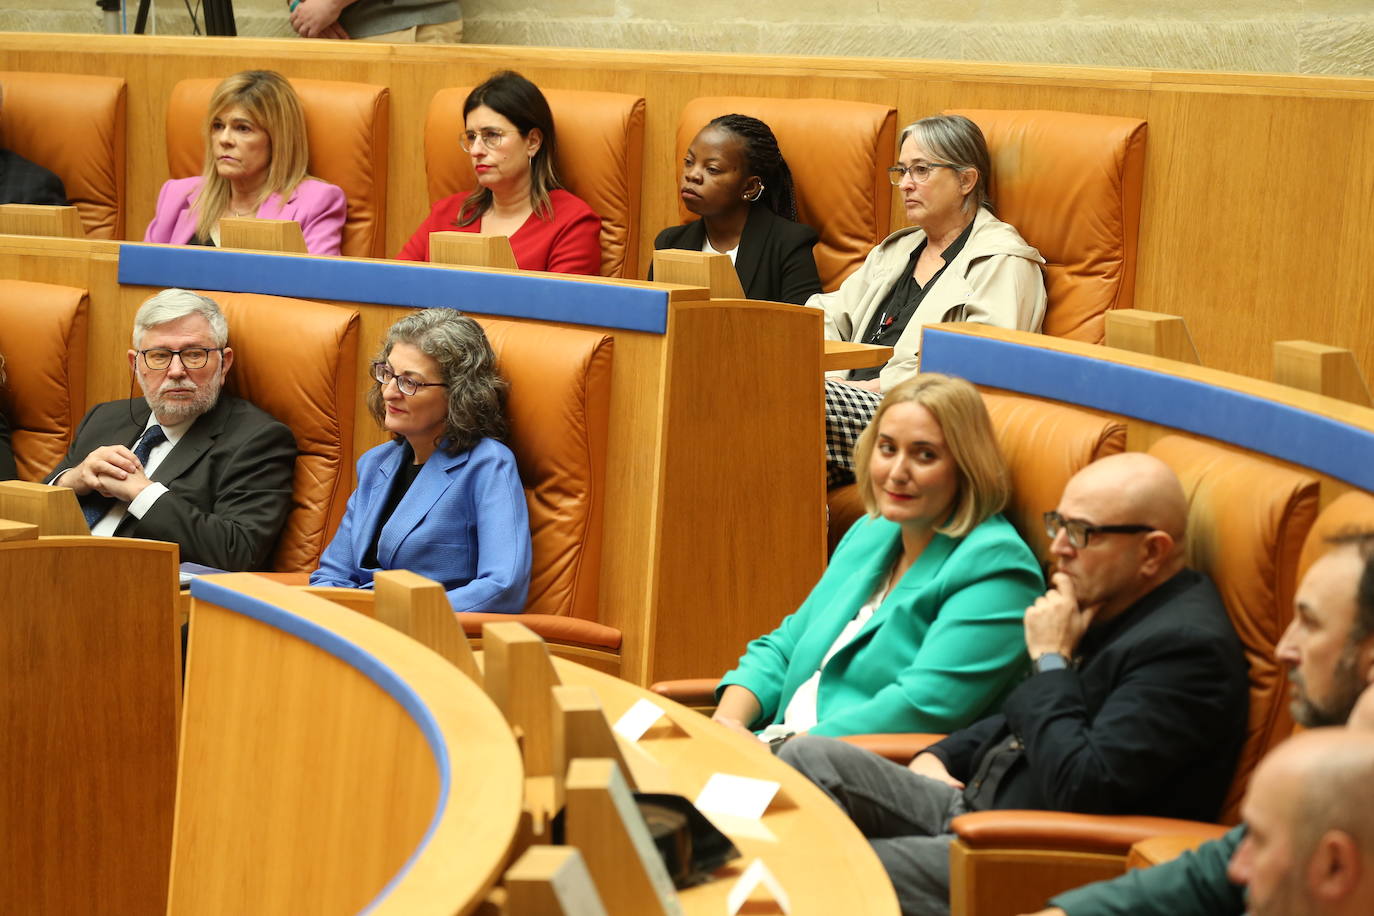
[779, 452, 1249, 916]
[46, 288, 295, 571]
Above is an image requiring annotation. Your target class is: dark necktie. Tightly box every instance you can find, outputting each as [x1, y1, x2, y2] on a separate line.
[80, 424, 168, 529]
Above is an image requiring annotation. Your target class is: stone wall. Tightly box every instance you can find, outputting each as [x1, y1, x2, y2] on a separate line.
[5, 0, 1374, 77]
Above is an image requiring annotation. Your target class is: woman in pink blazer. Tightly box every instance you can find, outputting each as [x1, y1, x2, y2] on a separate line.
[144, 70, 346, 256]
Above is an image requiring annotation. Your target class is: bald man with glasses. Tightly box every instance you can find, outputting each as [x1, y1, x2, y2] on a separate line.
[46, 288, 296, 571]
[779, 453, 1250, 916]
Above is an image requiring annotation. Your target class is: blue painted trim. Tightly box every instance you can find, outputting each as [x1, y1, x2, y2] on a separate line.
[920, 327, 1374, 492]
[118, 244, 670, 333]
[188, 577, 450, 910]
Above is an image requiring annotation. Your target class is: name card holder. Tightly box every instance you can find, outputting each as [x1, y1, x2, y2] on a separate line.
[1105, 309, 1201, 364]
[0, 480, 90, 535]
[0, 204, 84, 239]
[651, 248, 745, 300]
[218, 217, 308, 254]
[1274, 340, 1373, 406]
[429, 231, 519, 269]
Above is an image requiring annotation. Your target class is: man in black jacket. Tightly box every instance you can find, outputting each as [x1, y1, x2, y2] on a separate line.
[779, 452, 1249, 916]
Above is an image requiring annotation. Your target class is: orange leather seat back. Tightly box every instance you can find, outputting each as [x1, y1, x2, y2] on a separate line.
[675, 97, 896, 291]
[827, 391, 1124, 557]
[167, 78, 390, 258]
[1298, 490, 1374, 582]
[0, 71, 126, 239]
[1147, 435, 1319, 824]
[475, 318, 612, 620]
[0, 279, 88, 481]
[425, 88, 645, 278]
[948, 109, 1147, 344]
[216, 292, 360, 572]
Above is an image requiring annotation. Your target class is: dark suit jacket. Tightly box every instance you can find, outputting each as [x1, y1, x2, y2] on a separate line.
[0, 148, 67, 206]
[652, 204, 822, 305]
[928, 569, 1249, 823]
[0, 407, 15, 481]
[48, 396, 297, 571]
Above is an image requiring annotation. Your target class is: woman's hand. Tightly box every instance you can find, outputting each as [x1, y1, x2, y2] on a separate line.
[713, 684, 763, 738]
[908, 751, 965, 789]
[710, 713, 759, 739]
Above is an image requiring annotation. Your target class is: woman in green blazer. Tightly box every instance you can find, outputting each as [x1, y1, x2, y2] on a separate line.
[715, 374, 1043, 739]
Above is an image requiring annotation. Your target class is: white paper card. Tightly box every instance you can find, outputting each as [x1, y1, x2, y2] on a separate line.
[612, 698, 666, 741]
[700, 810, 779, 844]
[694, 772, 781, 820]
[726, 858, 792, 915]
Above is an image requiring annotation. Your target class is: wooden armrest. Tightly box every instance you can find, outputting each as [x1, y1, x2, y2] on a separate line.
[951, 810, 1232, 856]
[822, 340, 893, 372]
[647, 678, 719, 706]
[459, 612, 622, 651]
[1127, 832, 1224, 870]
[838, 733, 946, 763]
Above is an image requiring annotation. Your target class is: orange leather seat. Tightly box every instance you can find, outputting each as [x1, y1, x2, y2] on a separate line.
[673, 96, 896, 291]
[0, 279, 88, 480]
[424, 87, 645, 278]
[166, 78, 390, 258]
[213, 292, 360, 573]
[0, 71, 126, 239]
[945, 434, 1320, 916]
[947, 109, 1147, 344]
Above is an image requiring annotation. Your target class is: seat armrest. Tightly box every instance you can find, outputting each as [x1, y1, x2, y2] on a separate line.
[838, 733, 946, 764]
[458, 612, 621, 651]
[951, 810, 1232, 856]
[1127, 832, 1224, 870]
[648, 678, 720, 706]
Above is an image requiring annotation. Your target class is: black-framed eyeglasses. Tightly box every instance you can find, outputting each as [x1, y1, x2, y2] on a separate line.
[371, 361, 447, 397]
[138, 347, 223, 370]
[887, 161, 961, 186]
[460, 128, 511, 152]
[1043, 511, 1156, 549]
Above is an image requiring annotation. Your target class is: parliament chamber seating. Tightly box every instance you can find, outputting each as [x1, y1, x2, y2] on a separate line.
[424, 86, 646, 278]
[166, 77, 391, 258]
[0, 278, 88, 481]
[674, 95, 897, 291]
[215, 292, 360, 573]
[0, 70, 126, 239]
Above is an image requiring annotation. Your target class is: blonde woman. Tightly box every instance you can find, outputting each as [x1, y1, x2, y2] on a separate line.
[144, 70, 346, 255]
[714, 374, 1043, 741]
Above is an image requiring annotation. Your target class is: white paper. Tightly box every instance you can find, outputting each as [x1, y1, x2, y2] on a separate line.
[694, 772, 781, 820]
[726, 858, 792, 915]
[612, 697, 667, 741]
[699, 810, 779, 844]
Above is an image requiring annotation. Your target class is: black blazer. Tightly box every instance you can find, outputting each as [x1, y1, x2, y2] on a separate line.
[47, 396, 297, 571]
[0, 407, 15, 481]
[928, 569, 1249, 823]
[652, 204, 822, 305]
[0, 148, 67, 206]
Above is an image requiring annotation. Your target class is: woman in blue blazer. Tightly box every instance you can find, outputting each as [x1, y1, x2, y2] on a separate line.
[652, 114, 822, 305]
[311, 309, 532, 613]
[714, 374, 1044, 740]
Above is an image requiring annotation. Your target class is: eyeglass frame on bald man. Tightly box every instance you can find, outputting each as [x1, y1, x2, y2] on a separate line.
[1043, 510, 1157, 550]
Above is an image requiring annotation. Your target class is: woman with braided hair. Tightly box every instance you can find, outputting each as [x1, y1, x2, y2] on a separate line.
[653, 113, 822, 305]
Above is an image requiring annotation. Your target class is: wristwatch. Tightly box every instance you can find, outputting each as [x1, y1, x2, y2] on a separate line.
[1033, 651, 1070, 674]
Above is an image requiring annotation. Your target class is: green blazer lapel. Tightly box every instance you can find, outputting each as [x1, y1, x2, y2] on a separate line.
[847, 531, 959, 647]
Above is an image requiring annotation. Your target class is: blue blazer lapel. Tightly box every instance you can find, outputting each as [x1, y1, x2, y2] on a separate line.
[375, 448, 468, 568]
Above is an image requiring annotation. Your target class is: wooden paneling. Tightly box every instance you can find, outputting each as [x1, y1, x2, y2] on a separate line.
[2, 35, 1374, 380]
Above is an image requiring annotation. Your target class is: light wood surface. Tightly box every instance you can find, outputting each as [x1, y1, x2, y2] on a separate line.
[1, 34, 1373, 380]
[0, 204, 84, 238]
[483, 621, 562, 780]
[1273, 339, 1373, 406]
[650, 249, 745, 299]
[1105, 309, 1200, 364]
[0, 536, 180, 915]
[503, 847, 609, 916]
[0, 479, 92, 535]
[172, 573, 523, 915]
[547, 657, 901, 914]
[430, 231, 520, 269]
[822, 339, 894, 372]
[0, 517, 38, 540]
[218, 216, 308, 254]
[553, 685, 639, 793]
[373, 568, 482, 682]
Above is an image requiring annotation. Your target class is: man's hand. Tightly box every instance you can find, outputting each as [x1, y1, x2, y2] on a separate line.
[1024, 572, 1097, 661]
[908, 751, 965, 789]
[94, 464, 154, 504]
[290, 0, 349, 38]
[61, 445, 143, 497]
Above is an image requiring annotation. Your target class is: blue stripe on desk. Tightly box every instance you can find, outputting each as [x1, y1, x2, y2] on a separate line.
[189, 577, 450, 908]
[921, 327, 1374, 492]
[118, 244, 670, 333]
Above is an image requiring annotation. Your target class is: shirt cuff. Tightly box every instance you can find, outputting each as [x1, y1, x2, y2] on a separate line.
[127, 482, 169, 518]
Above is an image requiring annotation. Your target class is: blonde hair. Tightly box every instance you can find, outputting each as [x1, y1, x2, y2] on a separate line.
[852, 373, 1009, 537]
[192, 70, 312, 243]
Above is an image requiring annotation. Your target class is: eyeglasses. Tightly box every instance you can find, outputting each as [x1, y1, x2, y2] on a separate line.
[139, 347, 223, 370]
[371, 361, 447, 397]
[460, 128, 511, 152]
[887, 162, 961, 186]
[1043, 511, 1156, 549]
